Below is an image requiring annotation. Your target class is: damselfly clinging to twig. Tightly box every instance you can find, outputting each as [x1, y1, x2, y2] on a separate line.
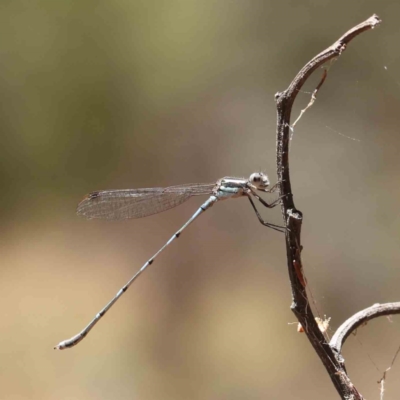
[55, 172, 284, 350]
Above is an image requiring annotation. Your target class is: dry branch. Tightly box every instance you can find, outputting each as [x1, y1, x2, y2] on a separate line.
[274, 14, 382, 400]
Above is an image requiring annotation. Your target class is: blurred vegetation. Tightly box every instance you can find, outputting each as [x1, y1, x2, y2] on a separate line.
[0, 2, 399, 400]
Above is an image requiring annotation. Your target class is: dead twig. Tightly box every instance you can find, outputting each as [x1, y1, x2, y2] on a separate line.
[275, 14, 381, 399]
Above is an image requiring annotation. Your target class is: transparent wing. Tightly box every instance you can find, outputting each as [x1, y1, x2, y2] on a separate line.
[77, 183, 215, 220]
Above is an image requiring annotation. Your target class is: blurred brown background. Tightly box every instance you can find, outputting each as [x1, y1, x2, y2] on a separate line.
[1, 1, 399, 399]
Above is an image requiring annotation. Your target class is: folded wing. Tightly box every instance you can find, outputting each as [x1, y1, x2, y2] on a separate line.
[77, 183, 215, 220]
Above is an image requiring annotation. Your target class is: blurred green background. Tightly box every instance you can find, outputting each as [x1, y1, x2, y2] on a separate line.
[1, 1, 400, 399]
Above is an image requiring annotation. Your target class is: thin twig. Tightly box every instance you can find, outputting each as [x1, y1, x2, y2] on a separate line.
[291, 68, 327, 130]
[274, 14, 381, 400]
[378, 344, 400, 400]
[330, 302, 400, 353]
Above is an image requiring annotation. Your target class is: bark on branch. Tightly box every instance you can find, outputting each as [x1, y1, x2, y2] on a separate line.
[330, 302, 400, 355]
[274, 14, 382, 400]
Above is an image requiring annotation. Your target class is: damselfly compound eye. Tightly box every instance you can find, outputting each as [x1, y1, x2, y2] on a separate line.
[249, 172, 269, 189]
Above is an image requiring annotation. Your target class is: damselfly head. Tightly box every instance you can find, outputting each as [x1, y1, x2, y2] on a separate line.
[249, 172, 270, 189]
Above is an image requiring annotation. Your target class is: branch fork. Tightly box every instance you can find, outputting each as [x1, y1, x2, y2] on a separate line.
[272, 14, 400, 400]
